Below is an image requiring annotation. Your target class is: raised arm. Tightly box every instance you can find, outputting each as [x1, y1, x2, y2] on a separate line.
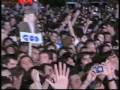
[103, 61, 118, 89]
[71, 10, 80, 26]
[30, 69, 42, 89]
[80, 70, 97, 89]
[46, 62, 70, 89]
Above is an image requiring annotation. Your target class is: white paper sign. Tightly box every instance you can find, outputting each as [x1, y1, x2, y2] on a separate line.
[20, 32, 43, 44]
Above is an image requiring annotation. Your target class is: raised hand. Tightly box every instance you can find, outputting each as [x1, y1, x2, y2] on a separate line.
[31, 69, 40, 82]
[86, 70, 97, 83]
[102, 61, 115, 78]
[46, 62, 70, 89]
[80, 70, 97, 89]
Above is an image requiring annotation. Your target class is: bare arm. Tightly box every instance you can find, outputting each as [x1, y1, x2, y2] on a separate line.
[71, 10, 80, 26]
[107, 75, 117, 89]
[80, 71, 97, 89]
[103, 61, 118, 89]
[30, 69, 42, 89]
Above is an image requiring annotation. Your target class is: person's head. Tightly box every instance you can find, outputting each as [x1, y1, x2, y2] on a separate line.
[102, 24, 116, 36]
[101, 44, 112, 53]
[19, 42, 29, 53]
[89, 78, 105, 89]
[2, 37, 15, 47]
[103, 32, 112, 43]
[3, 21, 12, 32]
[50, 31, 58, 43]
[49, 50, 58, 62]
[2, 54, 18, 69]
[24, 13, 37, 23]
[10, 17, 16, 26]
[69, 68, 82, 89]
[43, 64, 54, 77]
[31, 46, 40, 65]
[39, 50, 52, 65]
[95, 33, 104, 44]
[18, 55, 33, 71]
[5, 45, 17, 54]
[85, 40, 96, 53]
[61, 52, 76, 66]
[79, 53, 92, 67]
[94, 39, 101, 48]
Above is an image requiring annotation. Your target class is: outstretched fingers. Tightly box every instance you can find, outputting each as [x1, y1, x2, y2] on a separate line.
[54, 64, 59, 78]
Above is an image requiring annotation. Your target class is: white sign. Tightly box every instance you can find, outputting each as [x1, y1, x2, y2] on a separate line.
[20, 32, 43, 44]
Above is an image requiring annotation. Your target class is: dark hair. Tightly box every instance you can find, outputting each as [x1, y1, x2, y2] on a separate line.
[69, 67, 79, 76]
[2, 37, 16, 46]
[2, 54, 17, 65]
[88, 77, 104, 89]
[39, 50, 51, 59]
[50, 31, 59, 35]
[48, 50, 58, 60]
[5, 45, 17, 54]
[18, 55, 33, 70]
[98, 43, 112, 53]
[60, 52, 76, 64]
[32, 63, 53, 74]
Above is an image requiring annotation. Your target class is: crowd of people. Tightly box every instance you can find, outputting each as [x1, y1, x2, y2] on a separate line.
[1, 1, 119, 89]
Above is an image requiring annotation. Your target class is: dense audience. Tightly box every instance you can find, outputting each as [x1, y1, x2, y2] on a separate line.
[1, 1, 119, 89]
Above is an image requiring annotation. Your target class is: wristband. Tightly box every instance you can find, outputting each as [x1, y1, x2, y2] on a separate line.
[108, 78, 115, 82]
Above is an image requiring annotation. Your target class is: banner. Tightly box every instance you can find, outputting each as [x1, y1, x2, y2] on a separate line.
[20, 32, 43, 44]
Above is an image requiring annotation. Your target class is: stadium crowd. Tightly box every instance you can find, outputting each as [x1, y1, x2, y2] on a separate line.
[1, 1, 119, 89]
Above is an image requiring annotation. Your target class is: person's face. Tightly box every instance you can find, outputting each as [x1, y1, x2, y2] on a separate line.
[4, 22, 11, 31]
[44, 65, 53, 76]
[66, 58, 75, 66]
[87, 42, 95, 49]
[97, 34, 104, 43]
[7, 59, 18, 69]
[87, 42, 96, 52]
[4, 39, 13, 47]
[32, 48, 40, 64]
[107, 25, 115, 36]
[50, 33, 58, 43]
[104, 34, 112, 43]
[39, 53, 51, 64]
[6, 47, 15, 54]
[81, 54, 92, 66]
[20, 45, 28, 53]
[103, 46, 111, 53]
[70, 74, 81, 89]
[94, 40, 101, 47]
[20, 57, 33, 71]
[10, 18, 16, 26]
